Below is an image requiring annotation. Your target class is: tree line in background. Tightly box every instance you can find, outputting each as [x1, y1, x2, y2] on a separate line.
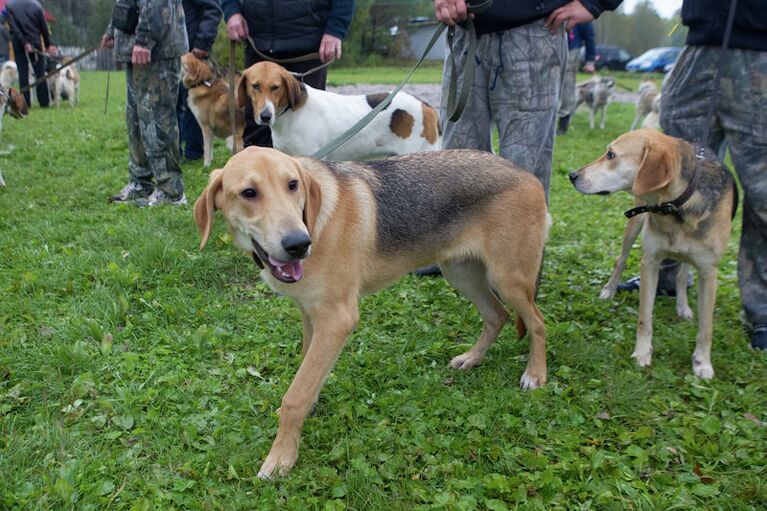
[42, 0, 684, 63]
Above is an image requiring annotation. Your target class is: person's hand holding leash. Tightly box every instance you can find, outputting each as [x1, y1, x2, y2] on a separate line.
[319, 34, 342, 63]
[227, 13, 249, 41]
[433, 0, 471, 26]
[100, 35, 114, 49]
[545, 0, 594, 33]
[131, 45, 151, 65]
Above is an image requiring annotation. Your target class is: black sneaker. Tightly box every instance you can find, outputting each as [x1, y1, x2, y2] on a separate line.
[616, 273, 694, 297]
[751, 324, 767, 350]
[556, 115, 571, 136]
[134, 189, 188, 207]
[413, 265, 442, 277]
[109, 183, 154, 203]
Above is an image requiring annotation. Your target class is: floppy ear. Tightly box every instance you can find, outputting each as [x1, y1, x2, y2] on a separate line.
[194, 168, 224, 249]
[632, 135, 676, 196]
[236, 73, 249, 108]
[282, 70, 306, 110]
[301, 167, 322, 236]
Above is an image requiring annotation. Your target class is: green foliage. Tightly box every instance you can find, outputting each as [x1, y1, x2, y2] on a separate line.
[595, 1, 688, 57]
[0, 70, 766, 510]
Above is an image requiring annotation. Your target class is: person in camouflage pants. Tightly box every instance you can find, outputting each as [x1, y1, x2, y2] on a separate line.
[102, 0, 189, 206]
[661, 45, 767, 349]
[433, 0, 620, 201]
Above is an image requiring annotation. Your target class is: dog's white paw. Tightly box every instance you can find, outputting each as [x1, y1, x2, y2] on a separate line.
[257, 448, 297, 480]
[632, 350, 653, 367]
[693, 363, 715, 380]
[449, 352, 483, 370]
[520, 371, 545, 390]
[676, 304, 694, 320]
[693, 357, 715, 380]
[599, 285, 616, 300]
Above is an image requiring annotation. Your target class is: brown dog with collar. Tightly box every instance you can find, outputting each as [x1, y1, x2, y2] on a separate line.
[570, 129, 737, 379]
[195, 147, 549, 478]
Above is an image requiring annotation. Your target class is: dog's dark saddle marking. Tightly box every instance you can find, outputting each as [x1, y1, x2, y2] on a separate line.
[349, 153, 522, 254]
[366, 93, 391, 110]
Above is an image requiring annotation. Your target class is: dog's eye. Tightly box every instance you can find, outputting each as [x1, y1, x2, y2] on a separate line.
[270, 85, 279, 92]
[252, 83, 260, 92]
[241, 188, 258, 199]
[606, 150, 616, 160]
[288, 180, 298, 191]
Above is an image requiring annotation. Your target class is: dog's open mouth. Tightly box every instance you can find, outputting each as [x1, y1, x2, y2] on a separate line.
[251, 238, 304, 283]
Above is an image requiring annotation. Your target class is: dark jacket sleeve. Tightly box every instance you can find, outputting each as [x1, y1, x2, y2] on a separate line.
[579, 0, 623, 20]
[221, 0, 240, 21]
[36, 7, 52, 47]
[580, 23, 596, 62]
[6, 9, 25, 44]
[324, 0, 354, 40]
[190, 0, 222, 52]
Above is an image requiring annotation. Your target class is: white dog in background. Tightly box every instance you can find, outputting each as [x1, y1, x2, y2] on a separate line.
[576, 76, 616, 130]
[54, 59, 80, 108]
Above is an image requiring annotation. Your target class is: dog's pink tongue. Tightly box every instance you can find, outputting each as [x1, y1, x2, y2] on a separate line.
[268, 255, 304, 281]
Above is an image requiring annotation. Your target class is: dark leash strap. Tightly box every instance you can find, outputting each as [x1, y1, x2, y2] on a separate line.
[311, 0, 492, 160]
[104, 68, 111, 115]
[21, 42, 101, 94]
[624, 0, 738, 220]
[229, 40, 239, 154]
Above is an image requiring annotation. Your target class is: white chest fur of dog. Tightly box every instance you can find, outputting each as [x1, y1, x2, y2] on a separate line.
[238, 62, 441, 161]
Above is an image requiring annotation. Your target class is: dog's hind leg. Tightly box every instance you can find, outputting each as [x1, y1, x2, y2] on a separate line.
[692, 266, 717, 379]
[441, 259, 510, 371]
[258, 299, 360, 479]
[630, 114, 641, 131]
[601, 214, 644, 299]
[675, 262, 693, 320]
[483, 259, 547, 389]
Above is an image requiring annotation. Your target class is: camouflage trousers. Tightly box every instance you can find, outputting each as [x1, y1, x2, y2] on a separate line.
[440, 19, 567, 199]
[661, 46, 767, 327]
[558, 49, 581, 119]
[125, 58, 184, 197]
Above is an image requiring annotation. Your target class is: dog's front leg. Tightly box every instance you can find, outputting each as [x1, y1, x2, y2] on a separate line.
[258, 301, 359, 480]
[202, 127, 214, 167]
[633, 253, 661, 367]
[298, 306, 313, 356]
[599, 106, 607, 129]
[601, 215, 643, 299]
[589, 109, 596, 129]
[692, 267, 717, 379]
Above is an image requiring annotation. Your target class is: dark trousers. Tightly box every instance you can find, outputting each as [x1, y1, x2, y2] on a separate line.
[176, 85, 204, 159]
[12, 39, 49, 108]
[243, 47, 328, 148]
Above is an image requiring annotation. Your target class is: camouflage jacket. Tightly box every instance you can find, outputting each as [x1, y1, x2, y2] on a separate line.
[107, 0, 188, 62]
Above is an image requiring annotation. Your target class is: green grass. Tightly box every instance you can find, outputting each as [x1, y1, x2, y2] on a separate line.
[1, 69, 765, 510]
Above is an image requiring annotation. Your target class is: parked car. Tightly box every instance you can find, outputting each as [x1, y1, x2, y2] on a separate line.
[625, 47, 683, 72]
[593, 45, 632, 71]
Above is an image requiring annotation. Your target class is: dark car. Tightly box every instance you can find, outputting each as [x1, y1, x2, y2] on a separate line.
[626, 47, 683, 72]
[593, 45, 632, 71]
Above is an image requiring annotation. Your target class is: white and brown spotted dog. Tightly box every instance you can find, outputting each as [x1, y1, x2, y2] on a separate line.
[181, 52, 245, 167]
[238, 61, 441, 161]
[0, 61, 28, 186]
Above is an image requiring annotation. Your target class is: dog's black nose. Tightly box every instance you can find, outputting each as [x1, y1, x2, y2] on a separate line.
[568, 171, 580, 183]
[259, 110, 272, 123]
[282, 232, 311, 258]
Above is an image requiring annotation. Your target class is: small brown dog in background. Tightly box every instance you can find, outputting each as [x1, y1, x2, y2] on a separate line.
[180, 52, 244, 167]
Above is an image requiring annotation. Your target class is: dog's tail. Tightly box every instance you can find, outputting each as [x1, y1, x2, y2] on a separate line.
[514, 212, 551, 340]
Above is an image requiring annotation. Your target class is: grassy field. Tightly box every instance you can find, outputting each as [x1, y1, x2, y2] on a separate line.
[1, 69, 765, 510]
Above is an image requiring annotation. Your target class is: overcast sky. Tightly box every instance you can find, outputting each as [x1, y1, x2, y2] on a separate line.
[620, 0, 683, 19]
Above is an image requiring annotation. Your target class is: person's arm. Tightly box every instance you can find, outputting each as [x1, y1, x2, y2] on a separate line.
[320, 0, 354, 62]
[192, 0, 223, 56]
[5, 8, 27, 44]
[222, 0, 248, 41]
[546, 0, 620, 33]
[579, 0, 623, 21]
[36, 6, 57, 55]
[581, 22, 596, 70]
